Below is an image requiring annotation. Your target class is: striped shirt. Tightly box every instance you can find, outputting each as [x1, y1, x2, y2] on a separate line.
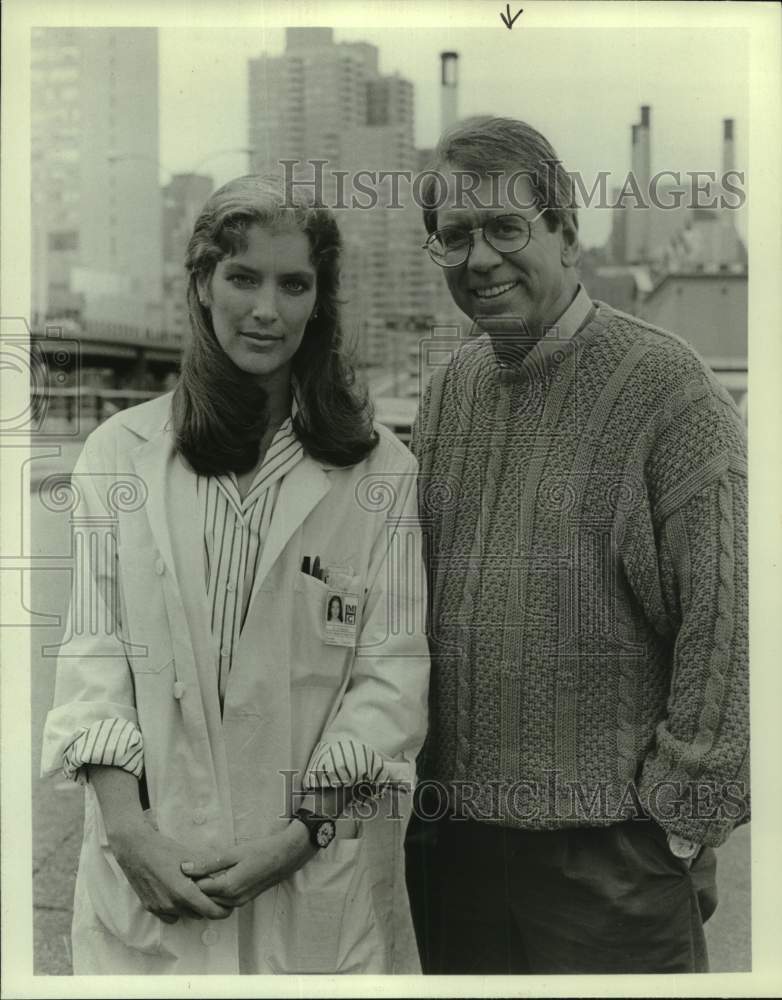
[62, 417, 390, 791]
[201, 418, 303, 706]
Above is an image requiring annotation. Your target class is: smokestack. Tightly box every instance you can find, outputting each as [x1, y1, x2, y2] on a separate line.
[639, 105, 651, 171]
[630, 123, 640, 180]
[638, 106, 651, 189]
[440, 51, 459, 133]
[720, 119, 738, 252]
[637, 106, 651, 259]
[723, 118, 735, 174]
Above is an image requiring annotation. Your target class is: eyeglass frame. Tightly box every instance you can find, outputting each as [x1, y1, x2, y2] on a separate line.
[421, 208, 549, 268]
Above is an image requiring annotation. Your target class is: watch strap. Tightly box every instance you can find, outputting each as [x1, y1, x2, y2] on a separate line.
[293, 807, 336, 849]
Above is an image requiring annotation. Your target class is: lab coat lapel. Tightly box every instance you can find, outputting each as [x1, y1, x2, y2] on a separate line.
[129, 426, 180, 584]
[247, 455, 332, 605]
[226, 457, 332, 840]
[129, 422, 231, 816]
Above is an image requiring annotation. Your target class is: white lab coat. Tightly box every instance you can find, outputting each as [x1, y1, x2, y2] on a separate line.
[41, 392, 429, 975]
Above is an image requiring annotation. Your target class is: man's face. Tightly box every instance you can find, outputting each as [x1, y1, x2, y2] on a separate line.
[434, 168, 579, 339]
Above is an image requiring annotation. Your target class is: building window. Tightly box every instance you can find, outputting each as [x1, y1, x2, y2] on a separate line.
[48, 230, 79, 252]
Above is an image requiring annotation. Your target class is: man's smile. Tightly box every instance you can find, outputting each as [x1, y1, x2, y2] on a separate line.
[472, 280, 521, 300]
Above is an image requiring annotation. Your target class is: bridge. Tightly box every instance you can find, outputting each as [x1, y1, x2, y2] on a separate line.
[31, 319, 183, 390]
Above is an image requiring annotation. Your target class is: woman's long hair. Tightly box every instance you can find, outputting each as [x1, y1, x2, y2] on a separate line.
[172, 174, 378, 475]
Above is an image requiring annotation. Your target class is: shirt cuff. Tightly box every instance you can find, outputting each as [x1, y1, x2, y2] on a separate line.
[62, 718, 144, 782]
[668, 833, 700, 859]
[303, 739, 392, 791]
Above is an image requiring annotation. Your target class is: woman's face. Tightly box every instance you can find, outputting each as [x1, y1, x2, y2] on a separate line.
[328, 597, 341, 618]
[200, 223, 317, 386]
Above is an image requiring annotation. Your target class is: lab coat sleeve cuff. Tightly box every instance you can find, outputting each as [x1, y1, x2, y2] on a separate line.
[62, 717, 144, 783]
[302, 738, 407, 793]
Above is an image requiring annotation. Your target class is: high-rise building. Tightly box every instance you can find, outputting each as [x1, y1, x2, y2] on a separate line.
[247, 28, 458, 367]
[162, 173, 214, 342]
[31, 27, 163, 335]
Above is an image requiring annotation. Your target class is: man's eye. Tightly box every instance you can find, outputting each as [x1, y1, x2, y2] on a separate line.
[439, 229, 470, 248]
[491, 218, 526, 237]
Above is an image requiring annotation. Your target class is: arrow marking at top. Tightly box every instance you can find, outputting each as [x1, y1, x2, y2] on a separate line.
[500, 5, 523, 29]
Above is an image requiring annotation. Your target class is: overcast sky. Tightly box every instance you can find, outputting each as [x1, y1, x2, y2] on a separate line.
[159, 25, 749, 248]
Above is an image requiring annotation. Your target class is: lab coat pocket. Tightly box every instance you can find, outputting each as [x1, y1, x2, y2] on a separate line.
[269, 833, 383, 974]
[117, 544, 175, 673]
[291, 573, 361, 689]
[81, 791, 164, 956]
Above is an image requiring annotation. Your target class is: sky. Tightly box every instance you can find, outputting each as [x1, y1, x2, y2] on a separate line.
[159, 24, 749, 249]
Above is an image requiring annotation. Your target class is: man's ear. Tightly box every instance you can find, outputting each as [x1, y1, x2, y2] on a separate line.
[560, 217, 581, 268]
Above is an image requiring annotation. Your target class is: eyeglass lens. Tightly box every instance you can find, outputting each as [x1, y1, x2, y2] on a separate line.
[428, 215, 532, 264]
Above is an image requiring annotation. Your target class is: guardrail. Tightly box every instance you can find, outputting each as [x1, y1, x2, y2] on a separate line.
[33, 385, 163, 438]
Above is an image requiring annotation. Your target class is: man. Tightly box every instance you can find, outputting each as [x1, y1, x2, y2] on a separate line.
[406, 116, 748, 975]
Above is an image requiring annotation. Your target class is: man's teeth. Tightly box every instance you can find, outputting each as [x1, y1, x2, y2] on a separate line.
[474, 281, 519, 299]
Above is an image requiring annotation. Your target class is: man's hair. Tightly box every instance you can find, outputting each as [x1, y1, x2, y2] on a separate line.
[421, 115, 578, 237]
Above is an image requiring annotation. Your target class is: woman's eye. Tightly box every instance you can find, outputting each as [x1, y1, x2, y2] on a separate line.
[282, 278, 309, 293]
[228, 274, 257, 288]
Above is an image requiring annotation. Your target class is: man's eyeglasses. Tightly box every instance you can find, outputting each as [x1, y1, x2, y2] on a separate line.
[422, 210, 547, 268]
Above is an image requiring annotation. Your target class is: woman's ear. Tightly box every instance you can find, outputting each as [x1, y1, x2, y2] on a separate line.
[196, 275, 211, 309]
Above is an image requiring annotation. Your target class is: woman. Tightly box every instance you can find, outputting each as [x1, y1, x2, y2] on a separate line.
[327, 595, 344, 622]
[41, 176, 429, 975]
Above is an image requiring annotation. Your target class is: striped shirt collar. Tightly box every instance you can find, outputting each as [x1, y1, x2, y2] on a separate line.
[542, 283, 594, 341]
[492, 284, 594, 383]
[215, 416, 303, 514]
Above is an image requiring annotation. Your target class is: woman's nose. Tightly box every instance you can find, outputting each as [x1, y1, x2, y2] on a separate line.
[250, 287, 277, 322]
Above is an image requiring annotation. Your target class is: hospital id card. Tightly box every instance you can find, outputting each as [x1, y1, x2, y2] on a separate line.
[323, 589, 359, 646]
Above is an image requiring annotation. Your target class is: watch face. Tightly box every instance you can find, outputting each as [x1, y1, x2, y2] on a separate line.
[316, 821, 335, 848]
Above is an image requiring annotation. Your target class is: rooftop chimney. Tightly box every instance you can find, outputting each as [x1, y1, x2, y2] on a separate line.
[440, 51, 459, 133]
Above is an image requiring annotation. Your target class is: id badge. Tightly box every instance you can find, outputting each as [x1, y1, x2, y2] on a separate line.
[323, 589, 359, 646]
[319, 560, 359, 648]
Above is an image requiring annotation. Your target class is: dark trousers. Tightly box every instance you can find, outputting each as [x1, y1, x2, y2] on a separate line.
[405, 815, 718, 974]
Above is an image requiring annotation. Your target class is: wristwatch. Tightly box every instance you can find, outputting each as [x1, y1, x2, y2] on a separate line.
[293, 807, 336, 849]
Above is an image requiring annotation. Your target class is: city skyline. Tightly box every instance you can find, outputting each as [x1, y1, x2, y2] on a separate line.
[159, 24, 749, 248]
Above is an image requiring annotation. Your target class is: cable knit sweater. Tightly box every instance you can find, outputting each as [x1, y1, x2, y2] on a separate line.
[411, 300, 748, 847]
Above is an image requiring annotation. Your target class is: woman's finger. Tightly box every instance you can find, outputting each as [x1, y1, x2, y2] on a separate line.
[193, 874, 227, 893]
[181, 853, 233, 878]
[181, 883, 234, 920]
[200, 893, 240, 908]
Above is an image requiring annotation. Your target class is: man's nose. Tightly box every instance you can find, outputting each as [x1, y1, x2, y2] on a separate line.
[466, 230, 504, 271]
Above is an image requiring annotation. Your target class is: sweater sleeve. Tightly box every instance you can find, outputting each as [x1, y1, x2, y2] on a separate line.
[638, 386, 749, 847]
